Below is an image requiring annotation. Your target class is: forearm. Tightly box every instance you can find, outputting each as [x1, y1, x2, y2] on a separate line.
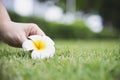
[0, 1, 11, 25]
[0, 1, 11, 36]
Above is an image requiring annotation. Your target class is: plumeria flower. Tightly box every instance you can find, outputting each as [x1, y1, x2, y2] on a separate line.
[22, 35, 55, 59]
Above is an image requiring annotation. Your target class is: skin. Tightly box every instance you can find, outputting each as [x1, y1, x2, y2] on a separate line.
[0, 1, 45, 48]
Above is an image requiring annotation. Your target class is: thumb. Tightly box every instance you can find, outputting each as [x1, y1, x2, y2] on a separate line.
[18, 32, 27, 48]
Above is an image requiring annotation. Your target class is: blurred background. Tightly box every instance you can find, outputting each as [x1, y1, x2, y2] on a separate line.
[1, 0, 120, 39]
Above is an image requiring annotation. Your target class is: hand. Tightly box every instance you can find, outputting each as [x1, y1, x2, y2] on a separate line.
[0, 21, 45, 48]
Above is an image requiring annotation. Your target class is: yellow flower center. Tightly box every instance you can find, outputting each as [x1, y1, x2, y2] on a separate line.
[32, 40, 46, 50]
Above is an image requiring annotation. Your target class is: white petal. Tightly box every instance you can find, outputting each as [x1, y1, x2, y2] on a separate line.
[22, 40, 35, 51]
[28, 35, 55, 45]
[42, 36, 55, 46]
[28, 35, 55, 46]
[28, 35, 42, 41]
[45, 46, 55, 58]
[31, 51, 40, 59]
[31, 46, 55, 59]
[31, 50, 46, 59]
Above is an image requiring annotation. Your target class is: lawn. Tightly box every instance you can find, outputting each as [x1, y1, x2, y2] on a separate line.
[0, 39, 120, 80]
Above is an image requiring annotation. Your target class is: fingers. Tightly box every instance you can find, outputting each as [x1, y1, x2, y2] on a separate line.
[0, 21, 45, 48]
[28, 23, 45, 36]
[18, 23, 45, 48]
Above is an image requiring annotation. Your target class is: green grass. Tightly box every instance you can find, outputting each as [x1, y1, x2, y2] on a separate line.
[0, 40, 120, 80]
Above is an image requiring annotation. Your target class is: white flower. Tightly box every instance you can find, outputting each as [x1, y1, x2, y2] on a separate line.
[22, 35, 55, 59]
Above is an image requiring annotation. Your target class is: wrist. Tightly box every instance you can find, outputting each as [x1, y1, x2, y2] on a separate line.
[0, 20, 12, 37]
[0, 19, 11, 25]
